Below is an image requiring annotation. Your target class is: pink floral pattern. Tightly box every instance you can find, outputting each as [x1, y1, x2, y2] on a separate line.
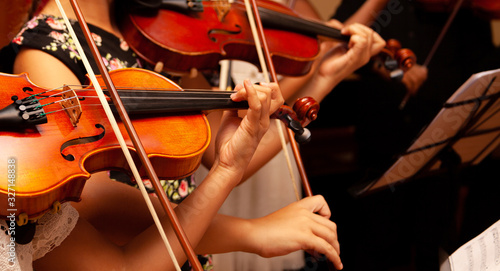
[12, 14, 137, 74]
[45, 16, 65, 30]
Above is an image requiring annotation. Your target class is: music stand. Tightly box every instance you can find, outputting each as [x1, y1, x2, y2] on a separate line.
[353, 68, 500, 197]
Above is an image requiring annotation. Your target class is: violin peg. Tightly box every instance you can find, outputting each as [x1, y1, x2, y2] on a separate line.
[189, 67, 198, 79]
[386, 39, 402, 53]
[390, 69, 404, 81]
[17, 213, 28, 227]
[51, 201, 61, 214]
[154, 61, 164, 73]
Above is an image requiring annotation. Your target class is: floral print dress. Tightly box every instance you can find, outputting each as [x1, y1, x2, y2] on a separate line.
[1, 14, 213, 271]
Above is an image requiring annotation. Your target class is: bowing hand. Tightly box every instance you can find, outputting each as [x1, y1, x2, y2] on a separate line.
[401, 64, 428, 96]
[247, 195, 343, 270]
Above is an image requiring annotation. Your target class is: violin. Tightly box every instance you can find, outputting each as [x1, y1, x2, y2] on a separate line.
[119, 0, 419, 80]
[117, 0, 350, 76]
[416, 0, 500, 19]
[0, 68, 316, 223]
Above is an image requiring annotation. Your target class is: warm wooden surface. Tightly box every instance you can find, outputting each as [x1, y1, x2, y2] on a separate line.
[0, 1, 33, 48]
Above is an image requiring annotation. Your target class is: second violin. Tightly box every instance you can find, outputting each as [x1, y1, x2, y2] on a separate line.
[118, 0, 349, 76]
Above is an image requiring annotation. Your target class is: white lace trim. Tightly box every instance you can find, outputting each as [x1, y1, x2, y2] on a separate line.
[0, 202, 79, 271]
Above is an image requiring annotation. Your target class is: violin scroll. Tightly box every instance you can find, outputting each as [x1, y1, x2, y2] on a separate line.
[272, 97, 319, 144]
[373, 38, 417, 81]
[292, 96, 319, 126]
[396, 48, 417, 71]
[385, 39, 417, 72]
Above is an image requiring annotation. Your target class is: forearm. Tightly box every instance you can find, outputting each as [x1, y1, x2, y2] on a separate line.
[199, 196, 344, 270]
[123, 162, 243, 269]
[174, 162, 242, 239]
[345, 0, 390, 26]
[285, 45, 351, 104]
[195, 213, 257, 255]
[240, 121, 291, 181]
[279, 60, 321, 104]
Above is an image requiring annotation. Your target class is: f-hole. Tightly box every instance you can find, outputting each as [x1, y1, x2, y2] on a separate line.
[208, 24, 242, 42]
[60, 124, 106, 161]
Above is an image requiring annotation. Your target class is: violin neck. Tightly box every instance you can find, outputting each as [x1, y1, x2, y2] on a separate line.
[159, 0, 204, 12]
[258, 7, 350, 42]
[113, 90, 248, 115]
[156, 0, 349, 42]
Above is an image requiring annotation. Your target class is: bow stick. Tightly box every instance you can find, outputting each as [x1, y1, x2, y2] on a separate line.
[423, 0, 466, 68]
[57, 0, 203, 269]
[243, 0, 313, 198]
[399, 0, 466, 109]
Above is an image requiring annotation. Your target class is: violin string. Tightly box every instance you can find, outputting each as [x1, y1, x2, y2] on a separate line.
[25, 84, 233, 94]
[118, 96, 234, 100]
[112, 87, 237, 93]
[35, 93, 237, 110]
[25, 79, 236, 104]
[28, 86, 238, 105]
[35, 96, 77, 109]
[72, 88, 237, 101]
[36, 88, 75, 102]
[39, 104, 81, 116]
[58, 95, 236, 101]
[22, 85, 86, 101]
[68, 87, 237, 93]
[25, 86, 66, 99]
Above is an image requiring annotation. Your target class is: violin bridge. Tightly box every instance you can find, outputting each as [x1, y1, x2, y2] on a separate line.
[214, 1, 231, 22]
[61, 85, 82, 127]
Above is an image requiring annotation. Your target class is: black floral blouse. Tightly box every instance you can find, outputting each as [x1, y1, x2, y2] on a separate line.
[1, 14, 213, 271]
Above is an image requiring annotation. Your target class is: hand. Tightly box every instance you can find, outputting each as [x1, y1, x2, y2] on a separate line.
[318, 21, 386, 80]
[247, 195, 343, 270]
[401, 64, 428, 96]
[214, 80, 284, 180]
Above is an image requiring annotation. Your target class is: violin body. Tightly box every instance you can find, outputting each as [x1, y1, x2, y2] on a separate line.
[118, 0, 321, 76]
[0, 69, 210, 221]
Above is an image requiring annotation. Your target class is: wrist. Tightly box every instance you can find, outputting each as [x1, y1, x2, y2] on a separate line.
[207, 158, 244, 188]
[241, 218, 265, 256]
[303, 71, 344, 103]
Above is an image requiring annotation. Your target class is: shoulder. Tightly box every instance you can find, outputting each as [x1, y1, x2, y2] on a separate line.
[13, 47, 80, 88]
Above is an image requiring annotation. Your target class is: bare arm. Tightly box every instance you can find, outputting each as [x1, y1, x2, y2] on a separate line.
[343, 0, 390, 26]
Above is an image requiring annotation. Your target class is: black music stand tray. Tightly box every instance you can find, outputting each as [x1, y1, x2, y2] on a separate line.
[352, 68, 500, 197]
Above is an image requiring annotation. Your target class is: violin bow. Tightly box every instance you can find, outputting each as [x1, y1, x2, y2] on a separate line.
[243, 0, 313, 198]
[56, 1, 203, 270]
[399, 0, 465, 109]
[423, 0, 466, 67]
